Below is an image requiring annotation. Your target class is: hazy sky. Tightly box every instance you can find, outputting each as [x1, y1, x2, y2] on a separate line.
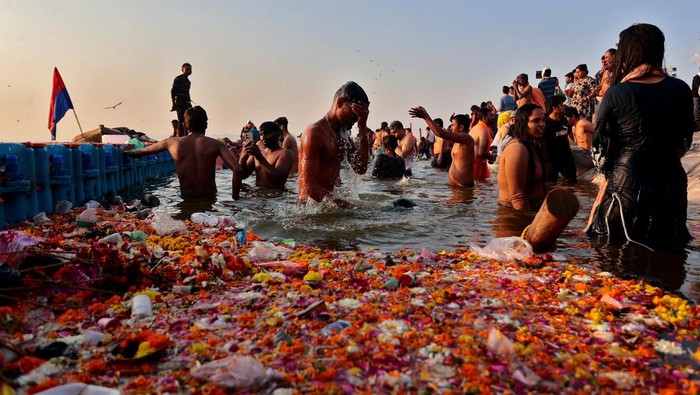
[1, 0, 699, 143]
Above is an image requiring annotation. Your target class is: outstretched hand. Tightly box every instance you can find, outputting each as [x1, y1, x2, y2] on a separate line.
[409, 106, 429, 119]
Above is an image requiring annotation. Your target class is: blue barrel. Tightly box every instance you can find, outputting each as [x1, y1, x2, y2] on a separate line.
[145, 153, 156, 179]
[135, 155, 146, 185]
[0, 143, 34, 223]
[103, 144, 120, 195]
[80, 144, 100, 202]
[111, 144, 124, 191]
[122, 152, 135, 188]
[163, 151, 175, 173]
[67, 144, 85, 205]
[27, 143, 52, 215]
[47, 144, 74, 206]
[154, 152, 164, 176]
[95, 144, 106, 198]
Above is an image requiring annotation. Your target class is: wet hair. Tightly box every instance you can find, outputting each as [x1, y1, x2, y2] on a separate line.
[171, 119, 179, 125]
[606, 48, 617, 56]
[380, 121, 388, 129]
[470, 105, 479, 112]
[517, 73, 529, 83]
[565, 72, 574, 79]
[545, 95, 566, 114]
[184, 106, 207, 133]
[575, 64, 588, 75]
[434, 118, 444, 128]
[259, 121, 281, 136]
[502, 86, 510, 94]
[382, 134, 399, 151]
[334, 81, 369, 104]
[274, 116, 288, 127]
[564, 106, 579, 118]
[182, 63, 191, 69]
[389, 120, 404, 130]
[612, 23, 665, 84]
[451, 114, 470, 129]
[543, 68, 552, 77]
[509, 104, 540, 142]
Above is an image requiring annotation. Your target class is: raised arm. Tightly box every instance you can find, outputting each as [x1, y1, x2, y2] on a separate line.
[409, 106, 471, 145]
[219, 143, 242, 200]
[348, 103, 371, 175]
[123, 139, 171, 158]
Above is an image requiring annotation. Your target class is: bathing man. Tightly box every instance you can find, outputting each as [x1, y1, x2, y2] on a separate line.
[410, 106, 475, 187]
[274, 117, 299, 175]
[125, 106, 242, 199]
[298, 81, 371, 206]
[240, 121, 295, 188]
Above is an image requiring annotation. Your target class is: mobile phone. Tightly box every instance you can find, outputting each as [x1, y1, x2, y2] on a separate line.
[244, 132, 253, 143]
[536, 70, 543, 79]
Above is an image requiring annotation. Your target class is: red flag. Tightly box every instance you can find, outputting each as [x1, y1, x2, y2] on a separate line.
[48, 67, 74, 140]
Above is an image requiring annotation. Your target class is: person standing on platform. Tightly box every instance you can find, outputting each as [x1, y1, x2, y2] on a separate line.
[171, 63, 192, 137]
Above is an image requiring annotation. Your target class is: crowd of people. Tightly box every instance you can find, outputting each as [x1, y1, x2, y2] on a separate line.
[126, 23, 696, 251]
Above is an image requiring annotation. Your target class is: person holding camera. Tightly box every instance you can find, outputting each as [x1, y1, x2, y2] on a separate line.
[239, 121, 294, 189]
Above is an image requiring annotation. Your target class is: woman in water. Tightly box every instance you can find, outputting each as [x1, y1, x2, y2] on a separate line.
[497, 103, 547, 211]
[372, 134, 406, 179]
[586, 23, 694, 248]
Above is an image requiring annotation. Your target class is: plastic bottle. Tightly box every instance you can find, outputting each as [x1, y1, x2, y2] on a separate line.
[131, 294, 153, 319]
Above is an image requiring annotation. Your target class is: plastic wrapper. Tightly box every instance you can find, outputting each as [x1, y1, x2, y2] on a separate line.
[471, 237, 533, 261]
[191, 355, 285, 390]
[150, 212, 187, 235]
[248, 241, 293, 261]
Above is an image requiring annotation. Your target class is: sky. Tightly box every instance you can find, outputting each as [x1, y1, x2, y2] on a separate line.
[1, 0, 699, 143]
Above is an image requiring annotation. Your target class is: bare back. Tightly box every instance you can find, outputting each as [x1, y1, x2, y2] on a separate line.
[282, 132, 299, 174]
[574, 119, 594, 150]
[169, 135, 232, 197]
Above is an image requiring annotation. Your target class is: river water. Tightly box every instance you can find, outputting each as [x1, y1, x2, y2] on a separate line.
[132, 159, 700, 304]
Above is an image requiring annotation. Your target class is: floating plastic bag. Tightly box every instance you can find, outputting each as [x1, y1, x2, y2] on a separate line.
[84, 200, 101, 209]
[191, 355, 284, 390]
[54, 200, 73, 214]
[0, 231, 42, 268]
[191, 212, 220, 226]
[248, 241, 293, 261]
[76, 208, 99, 227]
[471, 236, 533, 261]
[150, 212, 187, 235]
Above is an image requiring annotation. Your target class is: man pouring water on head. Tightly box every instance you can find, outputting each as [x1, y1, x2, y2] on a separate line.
[298, 81, 372, 207]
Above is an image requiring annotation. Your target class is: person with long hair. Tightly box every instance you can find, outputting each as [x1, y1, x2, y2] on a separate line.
[497, 103, 547, 211]
[586, 23, 695, 249]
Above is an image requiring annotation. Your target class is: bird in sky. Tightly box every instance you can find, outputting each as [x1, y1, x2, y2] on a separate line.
[105, 102, 123, 109]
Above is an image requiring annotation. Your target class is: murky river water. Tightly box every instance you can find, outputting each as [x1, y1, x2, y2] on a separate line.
[129, 159, 700, 304]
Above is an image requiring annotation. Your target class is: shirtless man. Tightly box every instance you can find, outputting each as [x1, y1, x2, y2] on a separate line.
[410, 106, 475, 187]
[297, 81, 371, 205]
[564, 106, 595, 170]
[469, 108, 494, 180]
[125, 106, 242, 199]
[240, 121, 295, 188]
[274, 117, 298, 175]
[513, 73, 533, 107]
[564, 107, 594, 150]
[390, 121, 416, 177]
[372, 121, 389, 155]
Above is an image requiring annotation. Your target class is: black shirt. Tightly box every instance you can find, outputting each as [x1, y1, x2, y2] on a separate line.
[372, 153, 405, 179]
[171, 74, 191, 106]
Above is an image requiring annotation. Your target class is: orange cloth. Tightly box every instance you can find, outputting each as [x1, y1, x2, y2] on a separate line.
[531, 87, 546, 111]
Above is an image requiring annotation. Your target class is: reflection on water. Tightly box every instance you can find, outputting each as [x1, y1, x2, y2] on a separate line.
[125, 159, 700, 303]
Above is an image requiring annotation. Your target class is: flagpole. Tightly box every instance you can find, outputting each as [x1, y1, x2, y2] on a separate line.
[72, 109, 84, 135]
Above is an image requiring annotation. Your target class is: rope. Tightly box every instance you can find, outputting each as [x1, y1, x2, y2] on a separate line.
[603, 192, 655, 251]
